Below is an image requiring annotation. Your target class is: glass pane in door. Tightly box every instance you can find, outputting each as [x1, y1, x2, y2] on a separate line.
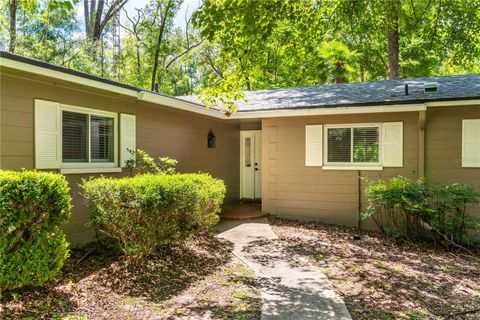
[245, 137, 251, 167]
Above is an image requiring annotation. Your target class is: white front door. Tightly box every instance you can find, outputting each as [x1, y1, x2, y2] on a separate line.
[241, 130, 262, 199]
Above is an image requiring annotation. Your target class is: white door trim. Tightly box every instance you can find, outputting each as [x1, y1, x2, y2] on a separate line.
[240, 130, 262, 199]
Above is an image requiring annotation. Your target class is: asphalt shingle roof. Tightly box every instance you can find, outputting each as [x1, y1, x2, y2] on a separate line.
[180, 74, 480, 112]
[236, 75, 480, 112]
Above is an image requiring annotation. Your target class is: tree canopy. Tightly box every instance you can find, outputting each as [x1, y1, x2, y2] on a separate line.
[1, 0, 479, 112]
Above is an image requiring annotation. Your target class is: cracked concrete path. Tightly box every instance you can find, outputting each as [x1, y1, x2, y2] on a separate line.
[216, 218, 351, 320]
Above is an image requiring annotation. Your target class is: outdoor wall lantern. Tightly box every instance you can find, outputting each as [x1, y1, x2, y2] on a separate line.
[207, 129, 216, 148]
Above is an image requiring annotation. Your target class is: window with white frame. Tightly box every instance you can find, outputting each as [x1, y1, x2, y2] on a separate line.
[305, 122, 402, 169]
[34, 99, 135, 173]
[60, 106, 117, 168]
[325, 124, 380, 166]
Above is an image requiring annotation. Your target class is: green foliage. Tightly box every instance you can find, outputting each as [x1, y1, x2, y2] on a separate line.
[0, 0, 79, 62]
[199, 73, 246, 114]
[195, 0, 480, 102]
[364, 176, 480, 246]
[0, 170, 72, 294]
[431, 183, 480, 246]
[125, 148, 177, 175]
[81, 173, 226, 256]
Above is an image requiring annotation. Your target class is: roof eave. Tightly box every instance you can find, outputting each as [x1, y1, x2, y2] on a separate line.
[227, 103, 428, 119]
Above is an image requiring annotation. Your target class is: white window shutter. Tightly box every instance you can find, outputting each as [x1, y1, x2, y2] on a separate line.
[120, 113, 136, 168]
[305, 124, 323, 166]
[382, 122, 403, 167]
[35, 99, 61, 169]
[462, 119, 480, 167]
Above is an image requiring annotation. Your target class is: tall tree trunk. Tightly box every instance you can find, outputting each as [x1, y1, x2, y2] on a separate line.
[84, 0, 91, 35]
[360, 64, 365, 82]
[151, 0, 174, 91]
[136, 46, 141, 74]
[8, 0, 17, 53]
[387, 0, 400, 80]
[85, 0, 128, 41]
[92, 0, 105, 41]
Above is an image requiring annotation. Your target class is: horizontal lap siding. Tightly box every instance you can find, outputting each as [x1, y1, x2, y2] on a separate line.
[1, 70, 240, 245]
[262, 112, 419, 228]
[426, 106, 480, 218]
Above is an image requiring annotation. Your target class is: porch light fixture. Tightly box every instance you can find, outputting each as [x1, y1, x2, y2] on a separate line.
[207, 129, 216, 148]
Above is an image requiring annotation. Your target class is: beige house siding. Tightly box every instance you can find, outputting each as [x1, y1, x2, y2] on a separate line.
[1, 70, 240, 245]
[425, 105, 480, 217]
[261, 112, 420, 228]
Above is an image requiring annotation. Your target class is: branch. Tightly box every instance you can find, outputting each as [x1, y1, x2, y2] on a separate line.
[165, 38, 205, 69]
[204, 50, 223, 78]
[98, 0, 129, 38]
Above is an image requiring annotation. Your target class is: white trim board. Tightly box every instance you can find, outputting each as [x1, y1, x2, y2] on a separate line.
[137, 91, 224, 119]
[1, 57, 138, 97]
[227, 104, 427, 119]
[425, 100, 480, 107]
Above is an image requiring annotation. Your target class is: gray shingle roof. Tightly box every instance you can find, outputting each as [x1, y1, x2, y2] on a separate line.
[180, 74, 480, 112]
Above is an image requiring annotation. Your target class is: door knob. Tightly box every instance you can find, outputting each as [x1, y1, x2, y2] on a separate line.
[255, 168, 259, 171]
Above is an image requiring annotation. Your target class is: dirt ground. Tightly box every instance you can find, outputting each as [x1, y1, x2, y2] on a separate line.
[0, 236, 261, 320]
[269, 217, 480, 320]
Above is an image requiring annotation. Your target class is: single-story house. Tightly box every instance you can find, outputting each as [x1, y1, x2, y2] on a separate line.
[1, 51, 479, 245]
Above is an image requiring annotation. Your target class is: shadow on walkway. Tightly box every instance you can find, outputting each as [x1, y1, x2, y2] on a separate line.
[216, 218, 351, 320]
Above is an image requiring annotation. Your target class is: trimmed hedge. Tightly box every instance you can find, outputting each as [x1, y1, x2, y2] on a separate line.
[0, 170, 72, 293]
[81, 173, 226, 256]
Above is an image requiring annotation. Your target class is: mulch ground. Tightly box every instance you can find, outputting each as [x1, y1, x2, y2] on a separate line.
[269, 217, 480, 320]
[0, 236, 261, 320]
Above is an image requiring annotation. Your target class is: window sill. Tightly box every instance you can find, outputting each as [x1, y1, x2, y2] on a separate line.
[60, 167, 122, 174]
[322, 166, 383, 171]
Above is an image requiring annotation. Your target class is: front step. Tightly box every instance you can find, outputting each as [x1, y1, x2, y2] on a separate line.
[219, 203, 269, 220]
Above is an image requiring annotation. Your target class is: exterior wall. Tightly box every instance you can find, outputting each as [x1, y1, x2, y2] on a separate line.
[1, 70, 240, 245]
[426, 105, 480, 217]
[261, 112, 420, 228]
[240, 120, 262, 131]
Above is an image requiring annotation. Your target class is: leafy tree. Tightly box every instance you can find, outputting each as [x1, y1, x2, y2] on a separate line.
[1, 0, 79, 59]
[194, 0, 480, 111]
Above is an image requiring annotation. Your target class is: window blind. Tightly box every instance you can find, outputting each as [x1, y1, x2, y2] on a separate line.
[62, 111, 87, 163]
[327, 128, 351, 162]
[353, 127, 379, 163]
[91, 115, 114, 162]
[327, 126, 380, 164]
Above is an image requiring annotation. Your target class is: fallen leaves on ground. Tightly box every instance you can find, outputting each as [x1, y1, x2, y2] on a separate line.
[268, 217, 480, 320]
[0, 236, 261, 320]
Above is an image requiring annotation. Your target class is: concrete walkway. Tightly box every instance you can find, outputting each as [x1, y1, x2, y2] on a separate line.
[216, 219, 351, 320]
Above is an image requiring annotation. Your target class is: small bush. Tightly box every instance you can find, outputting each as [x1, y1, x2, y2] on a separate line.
[81, 173, 226, 256]
[0, 170, 72, 294]
[125, 148, 177, 175]
[431, 183, 480, 245]
[364, 176, 480, 247]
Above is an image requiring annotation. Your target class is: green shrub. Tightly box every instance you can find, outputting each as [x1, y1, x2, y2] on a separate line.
[125, 148, 177, 175]
[81, 173, 226, 256]
[0, 170, 72, 294]
[364, 176, 480, 246]
[431, 183, 480, 245]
